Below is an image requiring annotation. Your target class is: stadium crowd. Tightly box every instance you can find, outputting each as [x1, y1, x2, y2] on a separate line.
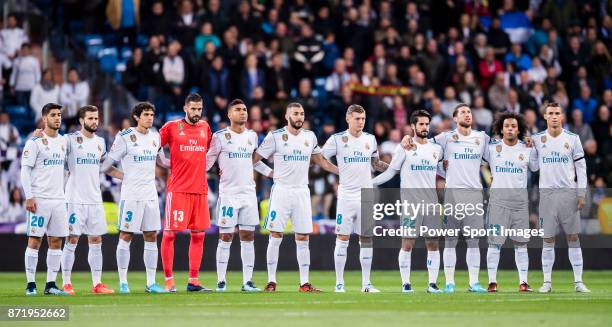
[0, 0, 610, 232]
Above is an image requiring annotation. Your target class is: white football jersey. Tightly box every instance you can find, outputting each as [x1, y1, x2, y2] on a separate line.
[433, 129, 489, 189]
[21, 134, 67, 199]
[484, 139, 538, 208]
[108, 128, 161, 201]
[389, 141, 443, 189]
[207, 127, 258, 197]
[532, 129, 586, 189]
[65, 131, 106, 204]
[321, 130, 378, 200]
[256, 127, 321, 188]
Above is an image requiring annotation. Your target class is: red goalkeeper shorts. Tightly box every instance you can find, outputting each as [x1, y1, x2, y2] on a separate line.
[163, 192, 210, 231]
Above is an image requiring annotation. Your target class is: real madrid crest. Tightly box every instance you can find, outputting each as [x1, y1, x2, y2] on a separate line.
[365, 143, 370, 150]
[496, 145, 502, 153]
[564, 142, 569, 149]
[304, 140, 309, 147]
[541, 135, 547, 143]
[433, 152, 437, 160]
[342, 135, 348, 143]
[77, 136, 83, 144]
[130, 134, 137, 143]
[98, 144, 102, 152]
[282, 134, 288, 142]
[248, 139, 253, 146]
[42, 138, 48, 146]
[475, 138, 480, 145]
[124, 223, 129, 229]
[452, 134, 459, 142]
[519, 153, 525, 161]
[61, 145, 65, 152]
[152, 141, 157, 147]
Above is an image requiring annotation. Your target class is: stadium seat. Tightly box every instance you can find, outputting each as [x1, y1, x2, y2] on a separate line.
[98, 48, 119, 74]
[84, 34, 104, 58]
[5, 105, 28, 118]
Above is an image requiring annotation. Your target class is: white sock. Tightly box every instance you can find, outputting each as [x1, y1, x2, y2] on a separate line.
[296, 240, 310, 286]
[216, 240, 232, 283]
[466, 247, 481, 286]
[568, 247, 583, 283]
[360, 245, 373, 287]
[88, 243, 103, 286]
[443, 247, 456, 285]
[240, 240, 255, 284]
[116, 239, 131, 284]
[427, 250, 440, 284]
[541, 244, 555, 283]
[334, 239, 349, 285]
[46, 249, 62, 283]
[61, 242, 77, 285]
[266, 236, 282, 283]
[515, 246, 529, 284]
[143, 241, 158, 287]
[25, 247, 39, 283]
[398, 249, 411, 285]
[487, 247, 501, 284]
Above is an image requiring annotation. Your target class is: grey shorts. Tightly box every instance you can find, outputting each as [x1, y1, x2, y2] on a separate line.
[486, 202, 530, 245]
[443, 189, 485, 238]
[539, 190, 581, 238]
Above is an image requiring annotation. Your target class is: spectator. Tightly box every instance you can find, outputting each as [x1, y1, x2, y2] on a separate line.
[29, 69, 60, 121]
[122, 47, 145, 100]
[202, 0, 227, 35]
[240, 54, 265, 102]
[325, 58, 351, 98]
[141, 1, 171, 38]
[0, 112, 20, 168]
[4, 187, 25, 224]
[569, 109, 595, 144]
[0, 51, 11, 109]
[504, 89, 522, 114]
[478, 47, 504, 92]
[59, 68, 90, 126]
[591, 105, 610, 157]
[380, 129, 401, 156]
[472, 95, 493, 132]
[562, 35, 587, 81]
[0, 14, 29, 59]
[441, 86, 460, 118]
[294, 78, 318, 119]
[265, 52, 291, 103]
[172, 0, 200, 51]
[583, 139, 603, 184]
[504, 43, 531, 71]
[488, 72, 509, 112]
[487, 17, 511, 57]
[418, 38, 445, 88]
[523, 108, 541, 136]
[572, 85, 598, 124]
[194, 22, 221, 59]
[528, 57, 547, 83]
[204, 55, 230, 118]
[141, 35, 165, 105]
[9, 43, 40, 116]
[293, 24, 324, 79]
[162, 40, 185, 111]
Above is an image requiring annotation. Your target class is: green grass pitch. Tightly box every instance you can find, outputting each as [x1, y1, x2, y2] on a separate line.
[1, 270, 611, 326]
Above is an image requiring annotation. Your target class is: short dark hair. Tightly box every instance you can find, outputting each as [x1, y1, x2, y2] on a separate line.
[409, 109, 431, 124]
[452, 103, 470, 117]
[286, 102, 303, 112]
[78, 105, 98, 119]
[185, 93, 203, 104]
[493, 111, 527, 141]
[228, 99, 245, 109]
[41, 103, 62, 116]
[542, 101, 561, 114]
[131, 102, 155, 124]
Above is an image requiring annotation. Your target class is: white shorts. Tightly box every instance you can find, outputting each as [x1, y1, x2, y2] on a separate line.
[264, 185, 312, 234]
[118, 199, 161, 233]
[335, 198, 363, 236]
[67, 203, 107, 236]
[27, 199, 68, 238]
[216, 194, 259, 233]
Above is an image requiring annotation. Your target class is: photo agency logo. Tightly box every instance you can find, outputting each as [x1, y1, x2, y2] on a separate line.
[356, 188, 610, 248]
